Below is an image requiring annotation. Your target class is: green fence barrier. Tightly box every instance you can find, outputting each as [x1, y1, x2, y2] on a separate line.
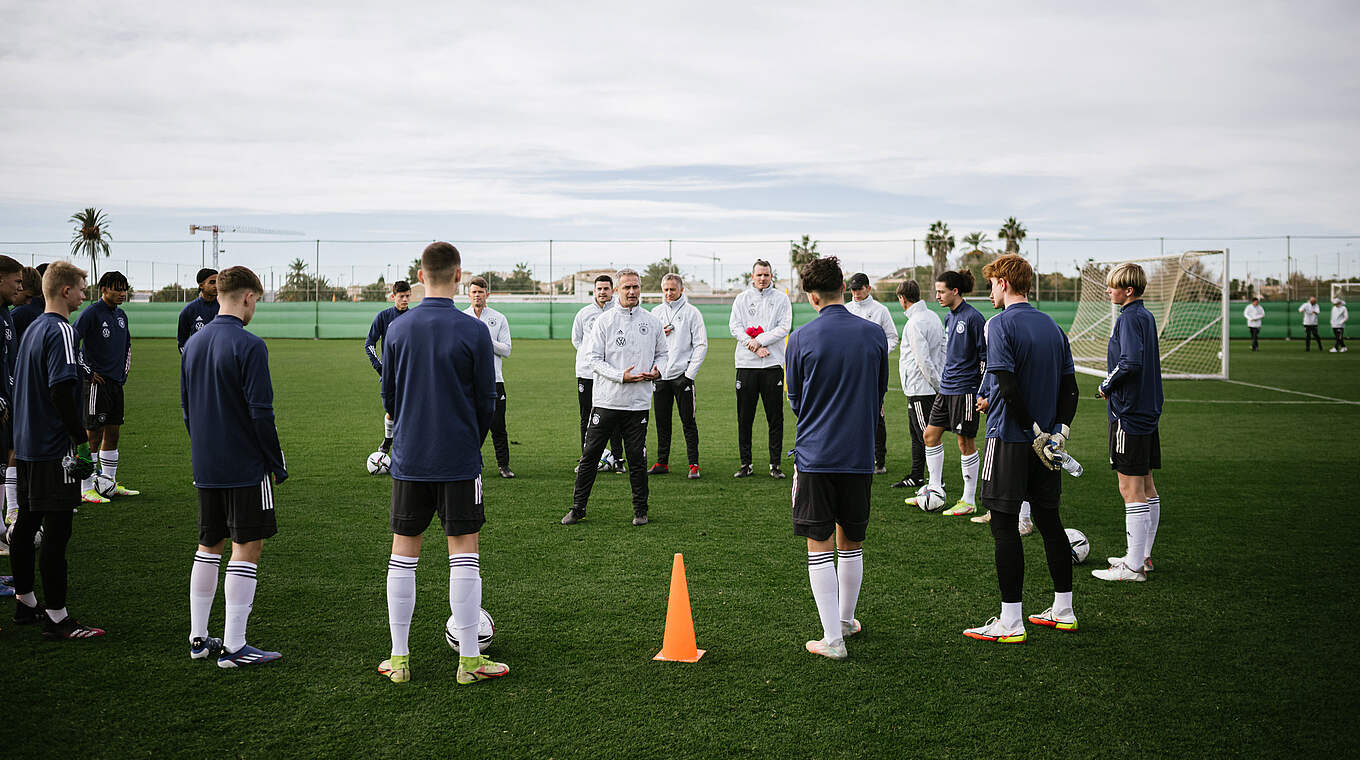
[94, 299, 1348, 340]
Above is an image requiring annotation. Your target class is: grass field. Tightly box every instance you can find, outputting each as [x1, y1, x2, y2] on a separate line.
[3, 336, 1357, 758]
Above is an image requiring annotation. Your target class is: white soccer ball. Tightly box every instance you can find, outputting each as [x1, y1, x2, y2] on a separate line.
[597, 449, 616, 471]
[366, 451, 391, 475]
[93, 473, 117, 498]
[1066, 528, 1090, 564]
[445, 608, 495, 653]
[915, 485, 947, 513]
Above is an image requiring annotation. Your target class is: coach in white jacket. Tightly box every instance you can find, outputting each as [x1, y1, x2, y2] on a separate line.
[728, 259, 793, 479]
[1331, 298, 1348, 352]
[892, 280, 946, 489]
[1299, 296, 1323, 351]
[649, 273, 708, 478]
[1243, 297, 1264, 352]
[571, 274, 623, 466]
[846, 272, 899, 473]
[565, 269, 668, 526]
[465, 277, 515, 477]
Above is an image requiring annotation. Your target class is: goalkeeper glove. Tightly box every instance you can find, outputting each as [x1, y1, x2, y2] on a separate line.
[1036, 424, 1071, 471]
[62, 442, 95, 481]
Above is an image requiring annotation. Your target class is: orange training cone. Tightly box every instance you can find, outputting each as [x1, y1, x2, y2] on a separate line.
[653, 553, 706, 662]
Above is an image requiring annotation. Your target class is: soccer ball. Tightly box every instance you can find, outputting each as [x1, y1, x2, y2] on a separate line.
[914, 485, 947, 513]
[445, 608, 495, 653]
[366, 451, 391, 475]
[1066, 528, 1090, 564]
[93, 473, 117, 497]
[597, 449, 616, 471]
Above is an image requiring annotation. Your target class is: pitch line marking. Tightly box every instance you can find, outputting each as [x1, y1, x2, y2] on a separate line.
[1222, 379, 1359, 405]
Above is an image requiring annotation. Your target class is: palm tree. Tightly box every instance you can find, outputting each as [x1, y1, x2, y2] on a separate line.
[961, 232, 991, 255]
[997, 217, 1027, 254]
[69, 207, 112, 286]
[925, 221, 955, 280]
[788, 234, 819, 300]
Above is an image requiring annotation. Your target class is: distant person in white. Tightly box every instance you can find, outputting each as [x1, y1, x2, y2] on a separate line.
[893, 279, 945, 490]
[844, 273, 898, 474]
[1243, 297, 1264, 352]
[464, 277, 515, 478]
[648, 273, 708, 479]
[1330, 297, 1348, 353]
[1298, 296, 1323, 351]
[571, 274, 623, 470]
[728, 259, 793, 479]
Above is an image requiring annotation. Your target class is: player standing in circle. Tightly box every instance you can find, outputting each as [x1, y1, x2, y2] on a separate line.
[1093, 262, 1164, 582]
[964, 254, 1081, 643]
[9, 261, 104, 639]
[177, 268, 219, 354]
[464, 277, 515, 478]
[10, 263, 49, 344]
[378, 242, 507, 685]
[786, 257, 888, 660]
[1330, 297, 1348, 353]
[365, 281, 411, 456]
[181, 266, 286, 667]
[892, 280, 944, 490]
[1298, 296, 1323, 351]
[571, 275, 625, 472]
[563, 269, 668, 526]
[905, 270, 986, 515]
[1242, 297, 1264, 352]
[729, 259, 793, 479]
[648, 273, 708, 479]
[0, 257, 24, 553]
[844, 273, 899, 475]
[73, 271, 138, 503]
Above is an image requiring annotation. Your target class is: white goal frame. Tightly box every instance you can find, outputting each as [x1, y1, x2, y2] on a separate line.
[1067, 249, 1229, 381]
[1331, 282, 1360, 302]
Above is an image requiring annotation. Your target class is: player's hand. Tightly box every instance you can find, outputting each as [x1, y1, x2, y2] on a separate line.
[272, 470, 288, 486]
[62, 443, 95, 481]
[622, 365, 645, 383]
[1096, 385, 1107, 399]
[663, 324, 674, 336]
[755, 347, 771, 358]
[976, 397, 989, 413]
[1030, 423, 1058, 470]
[90, 372, 105, 385]
[647, 365, 662, 380]
[1043, 424, 1071, 469]
[746, 338, 762, 352]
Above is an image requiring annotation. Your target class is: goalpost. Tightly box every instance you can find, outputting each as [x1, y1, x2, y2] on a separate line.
[1067, 250, 1229, 380]
[1331, 282, 1360, 302]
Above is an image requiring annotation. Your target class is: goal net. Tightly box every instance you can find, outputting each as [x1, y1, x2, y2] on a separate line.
[1331, 282, 1360, 303]
[1067, 250, 1228, 380]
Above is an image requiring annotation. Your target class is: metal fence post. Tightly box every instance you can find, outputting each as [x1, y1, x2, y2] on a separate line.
[548, 239, 554, 340]
[315, 240, 321, 339]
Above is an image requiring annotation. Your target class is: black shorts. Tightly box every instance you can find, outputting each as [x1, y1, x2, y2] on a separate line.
[82, 380, 125, 428]
[978, 438, 1061, 513]
[17, 458, 80, 512]
[198, 477, 278, 546]
[391, 476, 485, 537]
[792, 469, 871, 542]
[1109, 419, 1160, 476]
[927, 393, 979, 438]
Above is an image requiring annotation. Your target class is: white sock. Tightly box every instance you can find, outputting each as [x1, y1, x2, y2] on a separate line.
[1054, 590, 1074, 618]
[47, 607, 68, 623]
[3, 466, 15, 514]
[223, 560, 259, 653]
[1020, 501, 1032, 521]
[18, 591, 37, 607]
[961, 451, 979, 504]
[189, 551, 221, 642]
[449, 553, 482, 659]
[1000, 601, 1023, 630]
[1123, 502, 1149, 570]
[926, 444, 945, 491]
[386, 554, 418, 657]
[807, 551, 841, 646]
[1145, 495, 1161, 562]
[100, 449, 119, 483]
[836, 548, 863, 626]
[383, 416, 394, 438]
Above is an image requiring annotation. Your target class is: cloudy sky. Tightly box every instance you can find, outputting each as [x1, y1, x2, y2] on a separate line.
[1, 1, 1356, 283]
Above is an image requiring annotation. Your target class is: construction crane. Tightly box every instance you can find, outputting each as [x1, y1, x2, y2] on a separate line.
[189, 225, 305, 269]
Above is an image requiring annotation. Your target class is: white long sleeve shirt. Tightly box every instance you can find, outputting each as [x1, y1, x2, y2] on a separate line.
[728, 286, 793, 369]
[1299, 301, 1320, 326]
[1332, 301, 1348, 329]
[845, 294, 900, 352]
[899, 300, 946, 397]
[572, 300, 614, 378]
[463, 304, 511, 382]
[1243, 303, 1265, 328]
[586, 304, 669, 411]
[651, 295, 708, 381]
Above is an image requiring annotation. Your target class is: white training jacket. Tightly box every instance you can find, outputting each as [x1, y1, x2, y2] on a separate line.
[572, 299, 614, 378]
[1242, 303, 1265, 329]
[463, 304, 511, 382]
[1299, 301, 1320, 326]
[586, 304, 669, 411]
[845, 294, 899, 352]
[651, 294, 708, 381]
[899, 300, 945, 397]
[728, 286, 793, 369]
[1332, 301, 1348, 329]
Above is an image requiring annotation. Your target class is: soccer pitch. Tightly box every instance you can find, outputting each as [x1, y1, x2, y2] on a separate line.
[3, 338, 1356, 758]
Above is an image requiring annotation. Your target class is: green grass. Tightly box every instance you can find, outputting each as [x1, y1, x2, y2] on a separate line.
[3, 337, 1357, 758]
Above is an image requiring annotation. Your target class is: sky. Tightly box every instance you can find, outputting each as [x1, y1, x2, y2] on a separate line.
[2, 0, 1357, 286]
